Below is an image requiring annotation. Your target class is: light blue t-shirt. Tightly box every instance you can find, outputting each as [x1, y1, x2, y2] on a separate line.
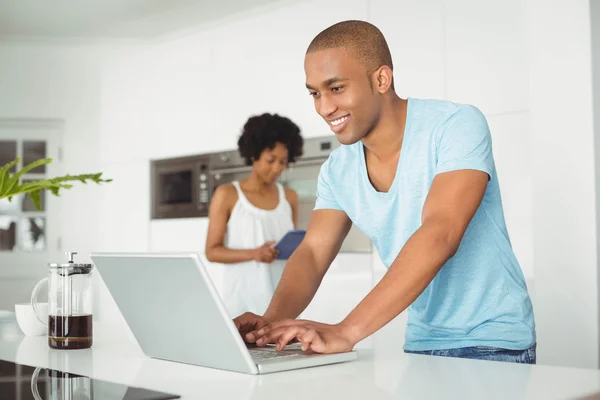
[315, 98, 536, 351]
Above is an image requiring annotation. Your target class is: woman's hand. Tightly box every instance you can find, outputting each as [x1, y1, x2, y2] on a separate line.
[252, 241, 279, 263]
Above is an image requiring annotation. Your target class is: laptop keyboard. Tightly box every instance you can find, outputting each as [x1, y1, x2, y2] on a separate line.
[248, 347, 304, 362]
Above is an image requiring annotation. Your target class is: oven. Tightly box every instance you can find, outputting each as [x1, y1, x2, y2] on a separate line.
[151, 154, 212, 219]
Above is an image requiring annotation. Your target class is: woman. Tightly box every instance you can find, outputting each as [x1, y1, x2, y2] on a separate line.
[205, 113, 304, 318]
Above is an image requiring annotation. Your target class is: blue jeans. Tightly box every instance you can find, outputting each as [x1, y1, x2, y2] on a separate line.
[404, 344, 537, 364]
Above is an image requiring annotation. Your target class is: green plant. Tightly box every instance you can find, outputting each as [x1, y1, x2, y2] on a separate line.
[0, 158, 112, 210]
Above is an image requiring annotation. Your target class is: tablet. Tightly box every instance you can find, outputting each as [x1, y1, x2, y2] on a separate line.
[273, 230, 306, 259]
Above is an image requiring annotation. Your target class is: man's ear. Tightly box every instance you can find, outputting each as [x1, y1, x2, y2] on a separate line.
[373, 65, 394, 94]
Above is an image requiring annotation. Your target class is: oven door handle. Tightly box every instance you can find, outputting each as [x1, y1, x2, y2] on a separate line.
[210, 158, 327, 175]
[286, 158, 327, 168]
[210, 165, 254, 175]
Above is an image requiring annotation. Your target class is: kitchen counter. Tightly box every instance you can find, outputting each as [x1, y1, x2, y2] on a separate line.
[1, 312, 599, 400]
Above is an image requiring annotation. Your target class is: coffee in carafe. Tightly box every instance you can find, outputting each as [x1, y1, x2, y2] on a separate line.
[31, 252, 94, 350]
[48, 314, 93, 350]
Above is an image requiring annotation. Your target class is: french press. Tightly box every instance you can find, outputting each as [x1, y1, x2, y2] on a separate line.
[31, 252, 94, 350]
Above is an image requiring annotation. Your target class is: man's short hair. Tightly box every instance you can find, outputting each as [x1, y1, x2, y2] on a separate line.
[307, 20, 394, 91]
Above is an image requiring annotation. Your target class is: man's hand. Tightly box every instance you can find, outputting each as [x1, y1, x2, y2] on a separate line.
[248, 319, 356, 353]
[233, 312, 271, 342]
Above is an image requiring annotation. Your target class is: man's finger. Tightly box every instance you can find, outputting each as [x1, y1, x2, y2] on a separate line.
[300, 329, 325, 353]
[299, 329, 316, 350]
[236, 319, 256, 335]
[248, 319, 302, 342]
[245, 322, 267, 342]
[253, 319, 297, 337]
[276, 326, 307, 351]
[240, 325, 257, 340]
[256, 326, 294, 347]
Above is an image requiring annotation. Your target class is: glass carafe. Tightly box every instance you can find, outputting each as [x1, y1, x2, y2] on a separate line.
[31, 252, 93, 350]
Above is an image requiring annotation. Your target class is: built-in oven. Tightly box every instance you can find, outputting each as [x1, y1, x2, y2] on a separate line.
[151, 154, 212, 219]
[209, 148, 252, 196]
[151, 136, 371, 252]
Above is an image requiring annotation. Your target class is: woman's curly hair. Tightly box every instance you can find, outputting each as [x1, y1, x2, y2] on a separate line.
[237, 113, 304, 166]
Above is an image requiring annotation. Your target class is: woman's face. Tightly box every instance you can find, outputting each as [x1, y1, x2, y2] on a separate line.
[252, 142, 289, 184]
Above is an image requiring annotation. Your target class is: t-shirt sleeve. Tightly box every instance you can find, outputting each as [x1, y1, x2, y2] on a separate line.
[436, 105, 494, 180]
[314, 158, 343, 211]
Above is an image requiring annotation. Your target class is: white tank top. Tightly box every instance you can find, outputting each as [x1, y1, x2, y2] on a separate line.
[213, 181, 294, 317]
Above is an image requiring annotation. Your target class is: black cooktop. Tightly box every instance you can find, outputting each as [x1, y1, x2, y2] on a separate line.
[0, 359, 180, 400]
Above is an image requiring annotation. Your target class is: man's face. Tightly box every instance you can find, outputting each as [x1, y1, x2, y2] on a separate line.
[304, 47, 381, 145]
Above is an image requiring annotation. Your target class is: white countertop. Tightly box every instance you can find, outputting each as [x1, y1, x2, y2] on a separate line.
[1, 312, 599, 400]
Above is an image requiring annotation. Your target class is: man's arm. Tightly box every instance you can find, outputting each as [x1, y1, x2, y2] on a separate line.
[240, 208, 351, 343]
[263, 208, 352, 321]
[252, 169, 488, 353]
[338, 169, 488, 344]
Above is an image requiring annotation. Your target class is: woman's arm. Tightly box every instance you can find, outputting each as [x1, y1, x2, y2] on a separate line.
[205, 185, 258, 263]
[285, 188, 299, 228]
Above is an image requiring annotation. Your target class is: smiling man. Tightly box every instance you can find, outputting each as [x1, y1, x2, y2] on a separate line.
[234, 20, 536, 363]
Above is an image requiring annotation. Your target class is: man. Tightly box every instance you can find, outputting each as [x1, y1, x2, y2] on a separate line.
[234, 20, 536, 363]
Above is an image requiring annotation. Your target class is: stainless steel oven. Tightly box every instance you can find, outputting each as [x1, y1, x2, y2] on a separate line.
[151, 136, 371, 252]
[151, 154, 212, 219]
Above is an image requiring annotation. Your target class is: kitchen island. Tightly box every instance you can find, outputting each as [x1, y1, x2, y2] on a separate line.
[0, 312, 598, 400]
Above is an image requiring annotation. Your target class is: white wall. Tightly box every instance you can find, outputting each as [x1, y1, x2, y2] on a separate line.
[526, 0, 598, 369]
[0, 0, 597, 368]
[593, 0, 600, 372]
[0, 42, 140, 309]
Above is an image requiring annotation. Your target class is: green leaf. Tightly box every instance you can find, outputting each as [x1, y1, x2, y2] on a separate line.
[2, 158, 52, 197]
[0, 158, 112, 210]
[0, 158, 19, 196]
[0, 170, 7, 195]
[29, 190, 41, 210]
[18, 158, 51, 177]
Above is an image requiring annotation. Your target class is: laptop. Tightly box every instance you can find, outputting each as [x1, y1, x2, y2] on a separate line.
[90, 252, 358, 374]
